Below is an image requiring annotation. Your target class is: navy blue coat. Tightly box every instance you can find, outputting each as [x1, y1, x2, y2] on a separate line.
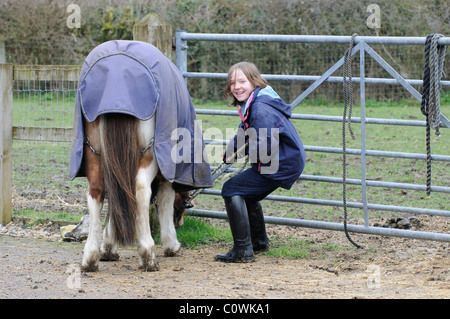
[228, 86, 305, 189]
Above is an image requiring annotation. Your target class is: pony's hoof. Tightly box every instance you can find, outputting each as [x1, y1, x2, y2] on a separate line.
[81, 263, 99, 272]
[100, 252, 119, 261]
[164, 247, 183, 257]
[139, 261, 160, 272]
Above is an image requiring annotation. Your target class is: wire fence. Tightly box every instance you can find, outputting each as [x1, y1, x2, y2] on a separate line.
[12, 66, 87, 221]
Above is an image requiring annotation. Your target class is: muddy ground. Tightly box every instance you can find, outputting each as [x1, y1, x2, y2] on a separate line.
[0, 216, 449, 300]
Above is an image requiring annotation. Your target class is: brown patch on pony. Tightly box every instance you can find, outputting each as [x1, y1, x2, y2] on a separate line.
[84, 120, 105, 202]
[140, 149, 153, 168]
[100, 113, 140, 246]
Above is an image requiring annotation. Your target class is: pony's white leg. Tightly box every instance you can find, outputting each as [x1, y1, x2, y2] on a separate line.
[135, 162, 159, 271]
[100, 217, 119, 261]
[81, 120, 105, 272]
[81, 194, 103, 271]
[157, 181, 182, 256]
[135, 117, 159, 271]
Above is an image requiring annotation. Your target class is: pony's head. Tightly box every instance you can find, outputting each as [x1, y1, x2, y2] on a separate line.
[173, 191, 193, 228]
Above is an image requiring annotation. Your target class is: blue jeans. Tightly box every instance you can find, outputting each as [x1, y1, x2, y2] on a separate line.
[221, 168, 278, 202]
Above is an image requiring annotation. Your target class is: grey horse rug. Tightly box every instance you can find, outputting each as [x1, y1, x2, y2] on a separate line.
[69, 40, 213, 191]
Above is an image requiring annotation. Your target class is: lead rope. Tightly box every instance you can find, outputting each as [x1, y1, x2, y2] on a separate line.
[421, 34, 446, 196]
[188, 142, 249, 201]
[342, 34, 363, 249]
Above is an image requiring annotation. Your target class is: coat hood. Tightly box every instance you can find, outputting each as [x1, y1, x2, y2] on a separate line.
[255, 86, 292, 118]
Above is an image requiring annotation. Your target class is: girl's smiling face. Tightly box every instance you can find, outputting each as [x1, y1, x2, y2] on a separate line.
[229, 69, 256, 103]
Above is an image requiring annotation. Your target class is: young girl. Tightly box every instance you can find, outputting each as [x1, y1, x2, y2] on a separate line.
[216, 62, 306, 263]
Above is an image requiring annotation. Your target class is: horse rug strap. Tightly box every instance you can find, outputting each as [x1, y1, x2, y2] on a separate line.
[84, 136, 154, 158]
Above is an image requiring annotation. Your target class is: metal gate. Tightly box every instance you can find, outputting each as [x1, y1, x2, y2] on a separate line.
[176, 32, 450, 242]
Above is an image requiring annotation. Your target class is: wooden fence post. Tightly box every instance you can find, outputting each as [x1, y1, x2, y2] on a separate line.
[0, 39, 6, 64]
[133, 13, 173, 236]
[0, 64, 13, 224]
[133, 13, 173, 60]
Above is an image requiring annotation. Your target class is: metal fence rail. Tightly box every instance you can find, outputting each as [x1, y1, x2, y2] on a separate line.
[176, 31, 450, 242]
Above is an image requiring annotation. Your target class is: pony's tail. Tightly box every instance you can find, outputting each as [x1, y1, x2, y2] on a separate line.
[100, 113, 140, 246]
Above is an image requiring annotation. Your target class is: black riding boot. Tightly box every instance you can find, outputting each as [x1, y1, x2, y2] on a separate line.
[246, 200, 270, 253]
[215, 196, 254, 263]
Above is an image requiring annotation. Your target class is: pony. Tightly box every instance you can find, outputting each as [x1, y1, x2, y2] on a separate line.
[81, 114, 181, 272]
[70, 40, 213, 272]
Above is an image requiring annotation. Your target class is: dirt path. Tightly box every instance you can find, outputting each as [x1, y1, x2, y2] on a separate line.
[1, 218, 449, 300]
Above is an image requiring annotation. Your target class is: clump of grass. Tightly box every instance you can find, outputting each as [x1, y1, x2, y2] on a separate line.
[264, 237, 341, 259]
[13, 209, 83, 226]
[172, 216, 232, 249]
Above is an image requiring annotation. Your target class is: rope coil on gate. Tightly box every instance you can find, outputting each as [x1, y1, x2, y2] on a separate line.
[342, 33, 363, 249]
[421, 34, 447, 196]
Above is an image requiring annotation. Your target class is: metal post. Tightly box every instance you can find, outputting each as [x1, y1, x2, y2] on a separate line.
[360, 47, 369, 227]
[176, 30, 188, 78]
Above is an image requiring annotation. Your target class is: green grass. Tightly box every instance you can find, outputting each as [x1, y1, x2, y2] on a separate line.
[161, 215, 343, 259]
[151, 216, 233, 249]
[13, 91, 76, 128]
[264, 237, 342, 259]
[11, 209, 84, 228]
[175, 217, 232, 248]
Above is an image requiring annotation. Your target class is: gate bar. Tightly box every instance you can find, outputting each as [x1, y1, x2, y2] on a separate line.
[187, 209, 450, 242]
[179, 32, 450, 46]
[360, 45, 369, 226]
[197, 109, 450, 128]
[198, 189, 450, 217]
[204, 138, 450, 162]
[183, 72, 450, 87]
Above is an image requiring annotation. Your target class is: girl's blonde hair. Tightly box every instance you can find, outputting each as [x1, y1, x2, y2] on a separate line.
[224, 62, 268, 106]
